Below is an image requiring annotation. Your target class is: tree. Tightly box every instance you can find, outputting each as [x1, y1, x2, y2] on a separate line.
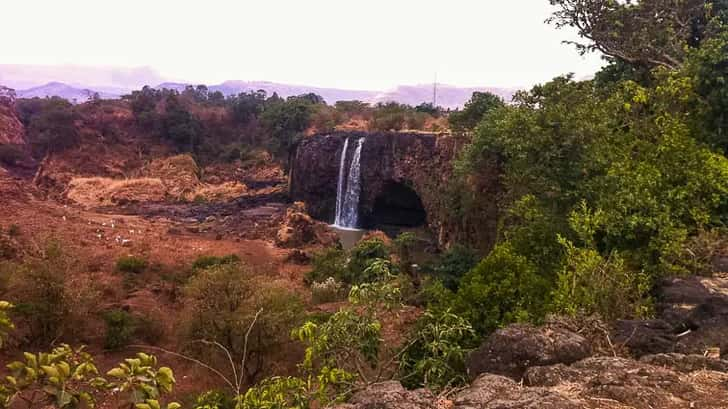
[124, 86, 162, 128]
[398, 310, 476, 392]
[369, 102, 408, 131]
[259, 96, 314, 160]
[15, 97, 80, 157]
[160, 94, 202, 151]
[548, 0, 709, 69]
[229, 90, 267, 125]
[448, 91, 504, 133]
[182, 262, 304, 384]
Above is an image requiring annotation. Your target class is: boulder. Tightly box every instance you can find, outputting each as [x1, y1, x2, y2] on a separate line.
[454, 374, 580, 409]
[522, 356, 728, 409]
[612, 319, 677, 357]
[467, 323, 592, 380]
[334, 381, 437, 409]
[275, 202, 338, 248]
[640, 353, 728, 373]
[335, 356, 728, 409]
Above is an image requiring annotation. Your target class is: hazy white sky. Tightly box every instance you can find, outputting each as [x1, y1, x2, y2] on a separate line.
[4, 0, 604, 90]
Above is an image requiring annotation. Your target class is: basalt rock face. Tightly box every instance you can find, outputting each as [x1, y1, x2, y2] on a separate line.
[290, 131, 499, 249]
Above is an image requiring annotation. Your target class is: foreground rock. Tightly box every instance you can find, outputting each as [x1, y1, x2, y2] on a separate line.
[524, 356, 728, 408]
[612, 273, 728, 358]
[467, 323, 592, 380]
[338, 356, 728, 409]
[335, 381, 437, 409]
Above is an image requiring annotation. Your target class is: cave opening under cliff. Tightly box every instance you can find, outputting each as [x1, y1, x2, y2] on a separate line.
[368, 181, 427, 229]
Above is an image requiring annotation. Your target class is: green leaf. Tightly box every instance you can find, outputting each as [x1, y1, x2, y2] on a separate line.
[106, 367, 126, 378]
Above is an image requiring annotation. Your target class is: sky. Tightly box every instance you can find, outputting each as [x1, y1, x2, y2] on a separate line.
[3, 0, 605, 90]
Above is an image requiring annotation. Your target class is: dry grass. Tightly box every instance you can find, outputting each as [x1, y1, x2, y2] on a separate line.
[66, 177, 166, 207]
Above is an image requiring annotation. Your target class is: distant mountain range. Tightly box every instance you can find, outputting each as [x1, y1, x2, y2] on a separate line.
[0, 64, 518, 108]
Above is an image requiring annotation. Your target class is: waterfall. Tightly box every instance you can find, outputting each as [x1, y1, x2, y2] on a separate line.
[334, 137, 365, 228]
[333, 138, 350, 226]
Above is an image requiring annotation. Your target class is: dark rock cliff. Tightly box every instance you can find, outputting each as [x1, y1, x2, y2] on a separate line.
[289, 131, 500, 249]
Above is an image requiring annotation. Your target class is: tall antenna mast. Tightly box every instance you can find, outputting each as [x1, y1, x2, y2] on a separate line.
[433, 72, 438, 106]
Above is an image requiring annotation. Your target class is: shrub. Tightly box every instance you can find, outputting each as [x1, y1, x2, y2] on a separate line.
[398, 309, 476, 392]
[346, 238, 390, 284]
[103, 309, 136, 350]
[452, 242, 551, 336]
[427, 245, 478, 291]
[664, 228, 728, 276]
[552, 236, 653, 320]
[8, 242, 70, 343]
[191, 254, 240, 271]
[393, 232, 417, 273]
[183, 262, 304, 383]
[305, 247, 347, 285]
[193, 390, 234, 409]
[116, 255, 148, 274]
[6, 240, 99, 345]
[311, 277, 346, 304]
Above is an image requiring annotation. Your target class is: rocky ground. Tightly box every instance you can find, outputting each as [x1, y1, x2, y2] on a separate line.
[338, 272, 728, 408]
[0, 151, 342, 401]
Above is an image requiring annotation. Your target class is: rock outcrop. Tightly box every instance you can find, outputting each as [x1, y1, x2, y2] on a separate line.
[335, 381, 438, 409]
[0, 86, 25, 145]
[467, 323, 592, 380]
[275, 202, 339, 248]
[337, 355, 728, 409]
[290, 132, 499, 249]
[611, 273, 728, 358]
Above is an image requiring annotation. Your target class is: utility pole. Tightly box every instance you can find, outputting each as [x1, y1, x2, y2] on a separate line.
[433, 72, 438, 106]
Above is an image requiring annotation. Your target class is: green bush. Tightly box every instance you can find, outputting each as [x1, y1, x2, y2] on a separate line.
[452, 243, 551, 336]
[193, 390, 234, 409]
[426, 245, 478, 291]
[304, 247, 347, 285]
[398, 309, 476, 392]
[346, 238, 390, 284]
[393, 232, 417, 273]
[103, 309, 136, 350]
[552, 236, 653, 320]
[191, 254, 241, 271]
[115, 255, 148, 274]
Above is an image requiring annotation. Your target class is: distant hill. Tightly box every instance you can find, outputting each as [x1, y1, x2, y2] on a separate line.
[0, 64, 519, 108]
[16, 82, 120, 103]
[0, 64, 163, 91]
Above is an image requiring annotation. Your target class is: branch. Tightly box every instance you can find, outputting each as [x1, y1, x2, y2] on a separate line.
[127, 344, 236, 393]
[240, 308, 264, 389]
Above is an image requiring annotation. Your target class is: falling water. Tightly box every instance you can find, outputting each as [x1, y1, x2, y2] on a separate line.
[334, 137, 365, 228]
[333, 138, 350, 226]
